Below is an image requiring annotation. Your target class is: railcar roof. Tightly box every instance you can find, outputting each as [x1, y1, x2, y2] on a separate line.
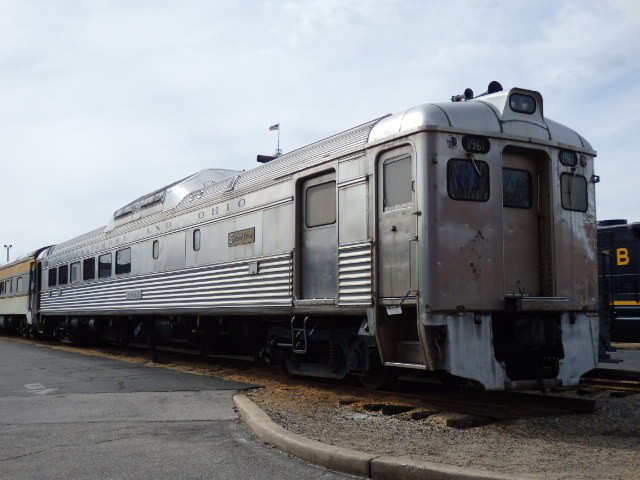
[107, 168, 241, 230]
[369, 87, 594, 152]
[1, 245, 52, 269]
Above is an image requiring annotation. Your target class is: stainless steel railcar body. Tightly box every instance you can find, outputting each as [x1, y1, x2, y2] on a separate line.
[39, 85, 599, 390]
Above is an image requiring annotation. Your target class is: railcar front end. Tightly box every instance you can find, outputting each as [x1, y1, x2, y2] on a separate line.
[368, 85, 599, 389]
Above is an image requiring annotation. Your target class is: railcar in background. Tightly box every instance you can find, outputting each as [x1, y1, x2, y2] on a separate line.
[26, 82, 599, 390]
[0, 247, 50, 336]
[598, 219, 640, 342]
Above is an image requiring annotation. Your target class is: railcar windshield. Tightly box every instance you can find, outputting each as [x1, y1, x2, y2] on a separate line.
[447, 158, 489, 201]
[560, 173, 588, 212]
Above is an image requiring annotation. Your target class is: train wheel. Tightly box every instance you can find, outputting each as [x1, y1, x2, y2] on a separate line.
[358, 351, 394, 389]
[18, 319, 27, 337]
[28, 324, 37, 339]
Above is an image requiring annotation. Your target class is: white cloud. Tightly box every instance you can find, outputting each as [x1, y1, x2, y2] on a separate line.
[0, 0, 638, 259]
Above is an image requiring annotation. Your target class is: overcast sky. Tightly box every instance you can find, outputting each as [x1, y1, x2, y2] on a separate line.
[1, 0, 639, 262]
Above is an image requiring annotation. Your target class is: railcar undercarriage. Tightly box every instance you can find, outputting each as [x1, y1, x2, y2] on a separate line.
[36, 313, 389, 387]
[32, 304, 594, 392]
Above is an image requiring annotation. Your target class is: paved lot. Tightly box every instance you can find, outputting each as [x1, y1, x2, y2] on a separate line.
[600, 344, 640, 371]
[0, 338, 358, 480]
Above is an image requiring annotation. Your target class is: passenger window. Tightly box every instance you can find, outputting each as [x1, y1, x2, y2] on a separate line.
[70, 262, 81, 283]
[447, 159, 490, 202]
[58, 265, 69, 285]
[48, 268, 57, 287]
[502, 168, 532, 208]
[98, 253, 112, 278]
[383, 156, 412, 209]
[560, 173, 588, 212]
[306, 181, 336, 227]
[0, 282, 4, 295]
[115, 248, 131, 275]
[16, 276, 23, 293]
[152, 240, 159, 259]
[193, 229, 201, 251]
[83, 258, 96, 280]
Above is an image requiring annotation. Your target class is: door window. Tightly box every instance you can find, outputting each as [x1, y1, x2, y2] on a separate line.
[306, 181, 336, 227]
[383, 156, 412, 210]
[503, 168, 532, 208]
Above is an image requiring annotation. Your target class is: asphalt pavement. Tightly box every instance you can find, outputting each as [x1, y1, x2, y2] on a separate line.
[0, 337, 359, 480]
[3, 336, 638, 480]
[600, 344, 640, 371]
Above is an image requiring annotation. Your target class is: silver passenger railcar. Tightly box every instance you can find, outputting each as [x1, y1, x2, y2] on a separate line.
[38, 83, 599, 390]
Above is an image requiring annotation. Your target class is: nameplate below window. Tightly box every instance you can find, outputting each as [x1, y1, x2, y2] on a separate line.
[126, 289, 143, 300]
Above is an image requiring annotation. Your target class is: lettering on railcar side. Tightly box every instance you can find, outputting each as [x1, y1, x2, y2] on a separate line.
[53, 197, 249, 260]
[616, 247, 630, 266]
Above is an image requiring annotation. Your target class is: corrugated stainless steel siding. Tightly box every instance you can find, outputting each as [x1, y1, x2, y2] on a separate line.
[338, 241, 373, 305]
[41, 254, 293, 313]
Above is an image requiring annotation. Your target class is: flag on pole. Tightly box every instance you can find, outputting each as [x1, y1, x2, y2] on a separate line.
[269, 123, 279, 131]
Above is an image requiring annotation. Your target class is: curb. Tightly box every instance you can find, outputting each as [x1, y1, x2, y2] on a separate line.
[233, 394, 533, 480]
[233, 393, 374, 478]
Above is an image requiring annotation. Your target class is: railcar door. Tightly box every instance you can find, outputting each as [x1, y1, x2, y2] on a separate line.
[299, 173, 338, 300]
[502, 150, 542, 296]
[27, 261, 41, 324]
[377, 148, 417, 298]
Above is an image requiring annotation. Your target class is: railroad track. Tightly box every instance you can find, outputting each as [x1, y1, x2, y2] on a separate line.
[2, 333, 598, 421]
[119, 341, 599, 419]
[580, 368, 640, 392]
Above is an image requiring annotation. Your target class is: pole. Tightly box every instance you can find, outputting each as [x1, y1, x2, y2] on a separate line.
[3, 244, 11, 262]
[277, 128, 281, 157]
[269, 123, 282, 157]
